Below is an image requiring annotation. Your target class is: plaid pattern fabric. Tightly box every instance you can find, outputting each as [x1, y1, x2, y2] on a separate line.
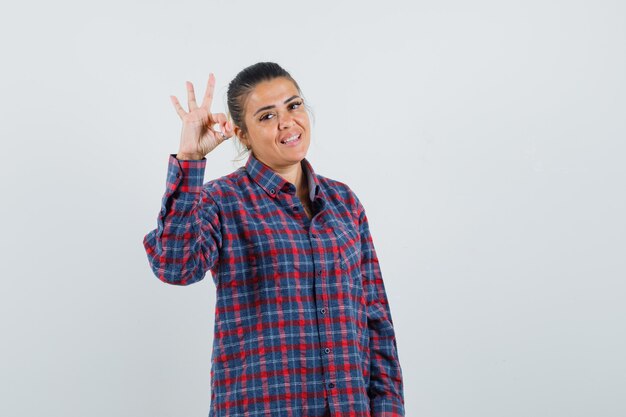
[143, 152, 405, 417]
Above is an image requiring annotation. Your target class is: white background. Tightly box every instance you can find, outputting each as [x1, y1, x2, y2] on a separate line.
[1, 0, 624, 416]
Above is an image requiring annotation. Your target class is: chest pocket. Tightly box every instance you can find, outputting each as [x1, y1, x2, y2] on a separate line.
[219, 240, 280, 289]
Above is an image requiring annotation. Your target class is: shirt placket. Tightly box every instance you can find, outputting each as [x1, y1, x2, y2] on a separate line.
[309, 213, 339, 406]
[282, 190, 339, 410]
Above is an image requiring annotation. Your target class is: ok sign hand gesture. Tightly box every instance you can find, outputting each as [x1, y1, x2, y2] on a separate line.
[170, 73, 234, 160]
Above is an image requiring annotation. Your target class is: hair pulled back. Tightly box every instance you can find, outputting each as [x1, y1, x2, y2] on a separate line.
[226, 62, 304, 161]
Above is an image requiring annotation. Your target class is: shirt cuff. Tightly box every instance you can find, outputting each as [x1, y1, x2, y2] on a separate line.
[167, 154, 207, 193]
[370, 396, 405, 417]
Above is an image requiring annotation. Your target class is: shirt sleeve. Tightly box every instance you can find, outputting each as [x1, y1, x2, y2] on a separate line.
[356, 200, 406, 417]
[142, 154, 222, 286]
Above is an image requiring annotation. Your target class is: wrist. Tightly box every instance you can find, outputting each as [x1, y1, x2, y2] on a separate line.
[176, 152, 205, 160]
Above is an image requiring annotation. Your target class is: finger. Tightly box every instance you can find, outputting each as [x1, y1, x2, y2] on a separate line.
[212, 113, 230, 140]
[186, 81, 198, 111]
[212, 113, 227, 129]
[201, 73, 216, 111]
[170, 95, 186, 119]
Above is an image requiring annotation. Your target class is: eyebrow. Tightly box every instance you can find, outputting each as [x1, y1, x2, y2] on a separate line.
[253, 95, 301, 116]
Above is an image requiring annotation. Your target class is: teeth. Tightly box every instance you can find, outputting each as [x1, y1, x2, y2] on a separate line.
[282, 134, 299, 144]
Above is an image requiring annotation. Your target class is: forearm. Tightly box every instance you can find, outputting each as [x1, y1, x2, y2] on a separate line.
[143, 154, 221, 285]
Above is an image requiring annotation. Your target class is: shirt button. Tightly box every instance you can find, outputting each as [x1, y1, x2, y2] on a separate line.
[270, 188, 275, 194]
[311, 233, 317, 239]
[317, 270, 322, 276]
[328, 382, 335, 389]
[320, 308, 326, 314]
[176, 173, 180, 178]
[293, 206, 299, 211]
[324, 347, 331, 354]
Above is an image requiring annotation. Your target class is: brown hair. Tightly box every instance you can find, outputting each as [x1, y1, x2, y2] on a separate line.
[226, 62, 313, 162]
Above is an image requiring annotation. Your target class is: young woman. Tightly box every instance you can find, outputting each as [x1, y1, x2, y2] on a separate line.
[143, 62, 405, 417]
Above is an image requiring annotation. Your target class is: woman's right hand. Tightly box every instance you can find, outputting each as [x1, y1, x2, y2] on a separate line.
[170, 73, 235, 160]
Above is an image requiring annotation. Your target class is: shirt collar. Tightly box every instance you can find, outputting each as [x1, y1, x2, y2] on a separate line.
[245, 152, 321, 200]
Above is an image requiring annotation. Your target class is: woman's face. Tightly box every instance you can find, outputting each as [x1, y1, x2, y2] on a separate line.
[237, 77, 311, 170]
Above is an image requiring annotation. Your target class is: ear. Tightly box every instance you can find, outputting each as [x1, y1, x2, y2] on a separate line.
[234, 125, 250, 149]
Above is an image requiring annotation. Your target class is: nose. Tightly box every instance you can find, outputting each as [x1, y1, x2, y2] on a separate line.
[278, 112, 294, 130]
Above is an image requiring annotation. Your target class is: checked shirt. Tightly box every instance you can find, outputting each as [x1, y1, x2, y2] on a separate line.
[143, 152, 405, 417]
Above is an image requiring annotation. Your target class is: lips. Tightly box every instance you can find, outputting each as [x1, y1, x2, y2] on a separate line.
[280, 133, 301, 144]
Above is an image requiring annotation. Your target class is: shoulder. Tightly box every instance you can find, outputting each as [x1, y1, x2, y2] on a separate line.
[318, 174, 353, 198]
[317, 174, 365, 219]
[201, 167, 248, 202]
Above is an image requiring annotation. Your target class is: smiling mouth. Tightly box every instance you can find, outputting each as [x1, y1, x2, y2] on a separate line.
[280, 133, 301, 144]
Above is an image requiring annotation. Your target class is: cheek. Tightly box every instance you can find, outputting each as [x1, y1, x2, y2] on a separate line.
[295, 113, 310, 128]
[248, 123, 272, 140]
[255, 126, 280, 147]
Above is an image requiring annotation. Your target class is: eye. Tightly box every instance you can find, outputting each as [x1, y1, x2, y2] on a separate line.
[259, 112, 275, 122]
[289, 100, 303, 110]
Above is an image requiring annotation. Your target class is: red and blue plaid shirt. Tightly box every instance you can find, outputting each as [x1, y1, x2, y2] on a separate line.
[143, 152, 405, 417]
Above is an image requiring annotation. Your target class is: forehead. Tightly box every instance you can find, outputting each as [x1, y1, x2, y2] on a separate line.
[246, 77, 299, 109]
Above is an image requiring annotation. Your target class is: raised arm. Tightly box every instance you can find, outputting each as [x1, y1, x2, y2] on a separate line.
[142, 73, 234, 285]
